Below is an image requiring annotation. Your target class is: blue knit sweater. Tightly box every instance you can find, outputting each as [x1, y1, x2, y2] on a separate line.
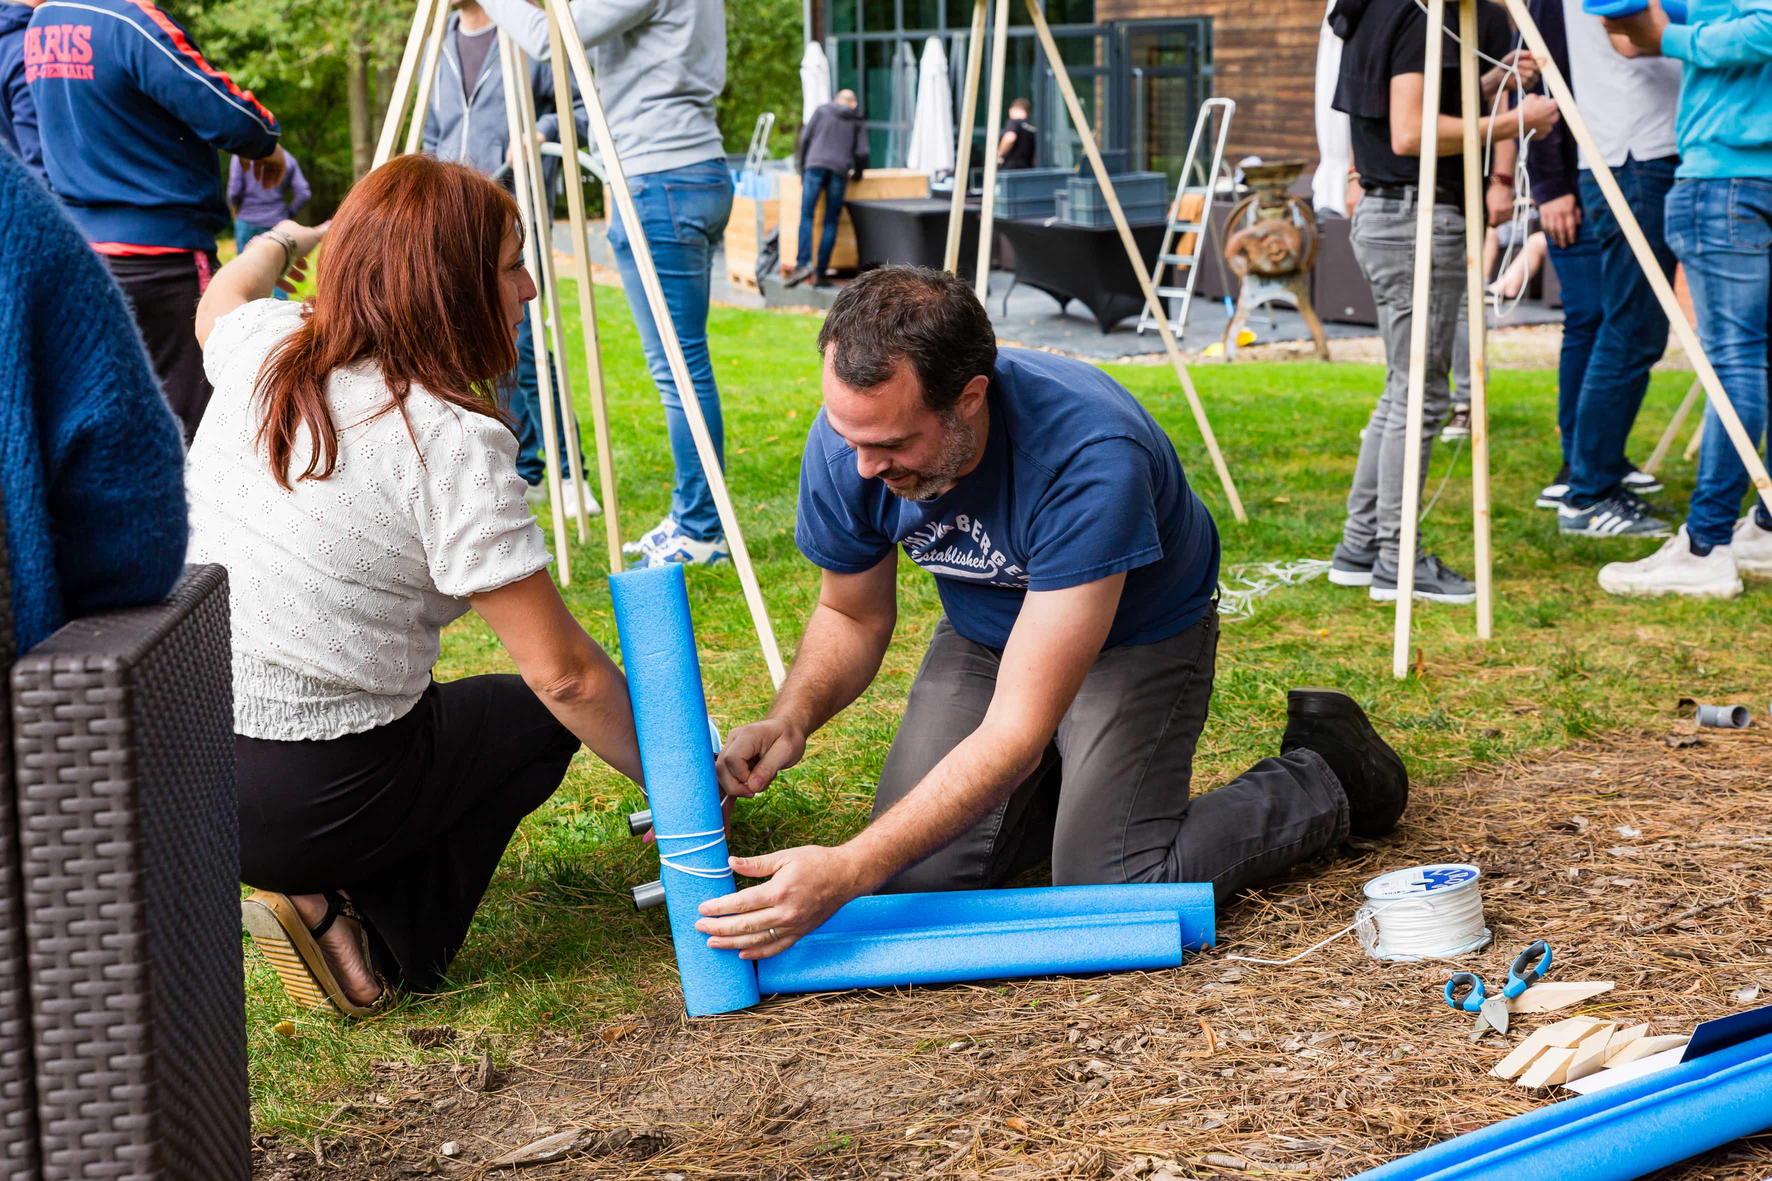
[0, 149, 187, 652]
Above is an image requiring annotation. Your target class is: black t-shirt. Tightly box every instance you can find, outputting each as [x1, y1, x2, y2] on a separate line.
[1332, 0, 1511, 209]
[1000, 116, 1037, 170]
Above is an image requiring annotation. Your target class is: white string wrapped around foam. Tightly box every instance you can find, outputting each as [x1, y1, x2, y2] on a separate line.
[654, 827, 733, 879]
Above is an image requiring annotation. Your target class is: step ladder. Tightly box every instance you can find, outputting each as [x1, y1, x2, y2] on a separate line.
[1137, 97, 1236, 338]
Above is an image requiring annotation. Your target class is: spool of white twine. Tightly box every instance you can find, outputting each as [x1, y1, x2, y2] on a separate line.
[1226, 863, 1492, 966]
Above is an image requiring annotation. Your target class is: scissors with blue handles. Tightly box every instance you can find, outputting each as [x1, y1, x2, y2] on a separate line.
[1444, 940, 1554, 1037]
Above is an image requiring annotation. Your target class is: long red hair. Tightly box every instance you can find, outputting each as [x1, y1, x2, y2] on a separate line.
[255, 155, 522, 488]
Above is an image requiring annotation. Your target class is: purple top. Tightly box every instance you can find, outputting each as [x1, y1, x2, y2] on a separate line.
[227, 150, 310, 227]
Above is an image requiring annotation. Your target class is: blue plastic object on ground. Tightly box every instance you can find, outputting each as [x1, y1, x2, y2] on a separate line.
[1581, 0, 1687, 22]
[756, 883, 1214, 995]
[1350, 1029, 1772, 1181]
[609, 564, 760, 1017]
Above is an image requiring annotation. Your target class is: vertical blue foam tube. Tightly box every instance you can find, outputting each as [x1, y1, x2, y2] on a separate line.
[608, 565, 760, 1016]
[1351, 1030, 1772, 1181]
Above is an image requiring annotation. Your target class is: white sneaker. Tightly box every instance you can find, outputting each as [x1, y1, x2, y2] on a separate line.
[622, 516, 679, 557]
[530, 479, 602, 517]
[633, 532, 730, 569]
[1597, 526, 1743, 599]
[1734, 513, 1772, 577]
[557, 479, 601, 518]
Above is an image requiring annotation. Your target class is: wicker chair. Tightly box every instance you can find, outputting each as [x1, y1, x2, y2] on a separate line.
[5, 563, 248, 1180]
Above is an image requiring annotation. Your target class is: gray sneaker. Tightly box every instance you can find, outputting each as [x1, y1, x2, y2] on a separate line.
[1369, 552, 1476, 604]
[1329, 539, 1380, 587]
[1558, 490, 1671, 538]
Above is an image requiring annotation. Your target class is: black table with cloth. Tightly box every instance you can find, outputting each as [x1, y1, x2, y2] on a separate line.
[993, 216, 1170, 333]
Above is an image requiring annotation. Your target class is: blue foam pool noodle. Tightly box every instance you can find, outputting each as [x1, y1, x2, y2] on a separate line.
[756, 883, 1214, 995]
[808, 883, 1214, 946]
[1581, 0, 1687, 22]
[609, 564, 760, 1017]
[1351, 1029, 1772, 1181]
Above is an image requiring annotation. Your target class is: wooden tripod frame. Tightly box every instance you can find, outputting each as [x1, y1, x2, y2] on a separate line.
[371, 0, 787, 687]
[943, 0, 1249, 523]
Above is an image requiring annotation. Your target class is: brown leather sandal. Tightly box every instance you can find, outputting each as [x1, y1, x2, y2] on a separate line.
[241, 889, 385, 1019]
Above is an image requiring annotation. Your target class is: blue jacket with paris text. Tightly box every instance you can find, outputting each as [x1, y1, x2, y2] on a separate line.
[0, 4, 43, 185]
[26, 0, 279, 250]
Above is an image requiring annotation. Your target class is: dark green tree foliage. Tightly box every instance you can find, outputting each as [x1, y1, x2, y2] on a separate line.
[175, 0, 804, 221]
[719, 0, 802, 159]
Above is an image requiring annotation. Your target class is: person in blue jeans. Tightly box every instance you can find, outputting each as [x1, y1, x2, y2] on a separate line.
[1597, 0, 1772, 598]
[1524, 0, 1668, 514]
[787, 89, 869, 289]
[477, 0, 733, 567]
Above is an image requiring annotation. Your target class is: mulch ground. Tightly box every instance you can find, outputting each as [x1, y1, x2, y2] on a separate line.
[253, 726, 1772, 1180]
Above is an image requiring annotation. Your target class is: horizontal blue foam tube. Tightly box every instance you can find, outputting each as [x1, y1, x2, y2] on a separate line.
[756, 884, 1213, 995]
[1352, 1029, 1772, 1181]
[808, 883, 1215, 947]
[609, 565, 759, 1017]
[757, 910, 1186, 995]
[1581, 0, 1687, 20]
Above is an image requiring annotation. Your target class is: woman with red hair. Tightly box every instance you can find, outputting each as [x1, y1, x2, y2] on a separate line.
[189, 155, 642, 1017]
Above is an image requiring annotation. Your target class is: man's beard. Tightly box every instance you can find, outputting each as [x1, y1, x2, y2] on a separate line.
[882, 415, 978, 501]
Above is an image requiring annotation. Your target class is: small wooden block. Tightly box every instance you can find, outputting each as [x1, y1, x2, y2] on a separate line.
[1603, 1023, 1650, 1064]
[1518, 1047, 1578, 1089]
[1603, 1035, 1688, 1066]
[1507, 981, 1616, 1014]
[1563, 1024, 1618, 1083]
[1492, 1041, 1553, 1081]
[1490, 1017, 1602, 1080]
[1541, 1015, 1608, 1047]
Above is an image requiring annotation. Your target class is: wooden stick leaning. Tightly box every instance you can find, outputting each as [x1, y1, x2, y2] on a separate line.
[499, 30, 574, 585]
[974, 0, 1011, 292]
[403, 0, 451, 156]
[511, 51, 595, 543]
[1391, 0, 1445, 679]
[1684, 410, 1706, 462]
[943, 0, 988, 273]
[373, 0, 437, 170]
[1459, 0, 1494, 639]
[1023, 0, 1247, 522]
[1644, 376, 1703, 475]
[541, 0, 787, 687]
[1503, 0, 1772, 517]
[546, 9, 624, 573]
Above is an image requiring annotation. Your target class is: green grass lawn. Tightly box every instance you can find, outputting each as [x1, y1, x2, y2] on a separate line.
[245, 282, 1771, 1134]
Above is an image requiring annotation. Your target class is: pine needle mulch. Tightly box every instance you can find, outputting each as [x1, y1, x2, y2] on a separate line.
[253, 726, 1772, 1180]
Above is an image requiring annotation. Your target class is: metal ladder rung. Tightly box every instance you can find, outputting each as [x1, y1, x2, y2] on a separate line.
[1158, 253, 1198, 267]
[1168, 221, 1204, 234]
[1154, 285, 1195, 299]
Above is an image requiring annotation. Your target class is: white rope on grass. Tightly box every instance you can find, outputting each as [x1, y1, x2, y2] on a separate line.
[1217, 559, 1333, 620]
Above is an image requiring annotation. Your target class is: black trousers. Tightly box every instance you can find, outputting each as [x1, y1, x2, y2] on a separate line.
[237, 675, 579, 992]
[104, 250, 219, 444]
[871, 611, 1350, 903]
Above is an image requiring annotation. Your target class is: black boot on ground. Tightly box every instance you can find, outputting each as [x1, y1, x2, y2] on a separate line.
[1280, 687, 1408, 837]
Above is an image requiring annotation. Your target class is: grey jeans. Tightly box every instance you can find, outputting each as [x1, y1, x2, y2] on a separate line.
[1342, 196, 1469, 564]
[870, 612, 1350, 904]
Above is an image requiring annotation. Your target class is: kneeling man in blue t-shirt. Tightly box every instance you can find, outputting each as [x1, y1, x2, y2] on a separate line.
[695, 266, 1408, 959]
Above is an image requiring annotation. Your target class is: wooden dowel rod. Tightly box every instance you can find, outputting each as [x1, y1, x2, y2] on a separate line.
[943, 0, 988, 274]
[1459, 0, 1493, 640]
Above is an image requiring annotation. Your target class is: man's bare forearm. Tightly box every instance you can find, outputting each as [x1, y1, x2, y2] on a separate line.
[767, 600, 893, 740]
[843, 719, 1042, 891]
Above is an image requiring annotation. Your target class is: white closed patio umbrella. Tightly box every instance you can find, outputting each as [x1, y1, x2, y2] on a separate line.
[801, 41, 832, 126]
[906, 36, 955, 176]
[888, 41, 919, 166]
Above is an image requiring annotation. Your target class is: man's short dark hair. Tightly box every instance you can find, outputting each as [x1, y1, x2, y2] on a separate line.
[1009, 97, 1030, 111]
[817, 265, 997, 415]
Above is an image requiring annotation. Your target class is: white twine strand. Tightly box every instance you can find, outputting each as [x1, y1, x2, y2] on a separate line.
[1227, 878, 1491, 965]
